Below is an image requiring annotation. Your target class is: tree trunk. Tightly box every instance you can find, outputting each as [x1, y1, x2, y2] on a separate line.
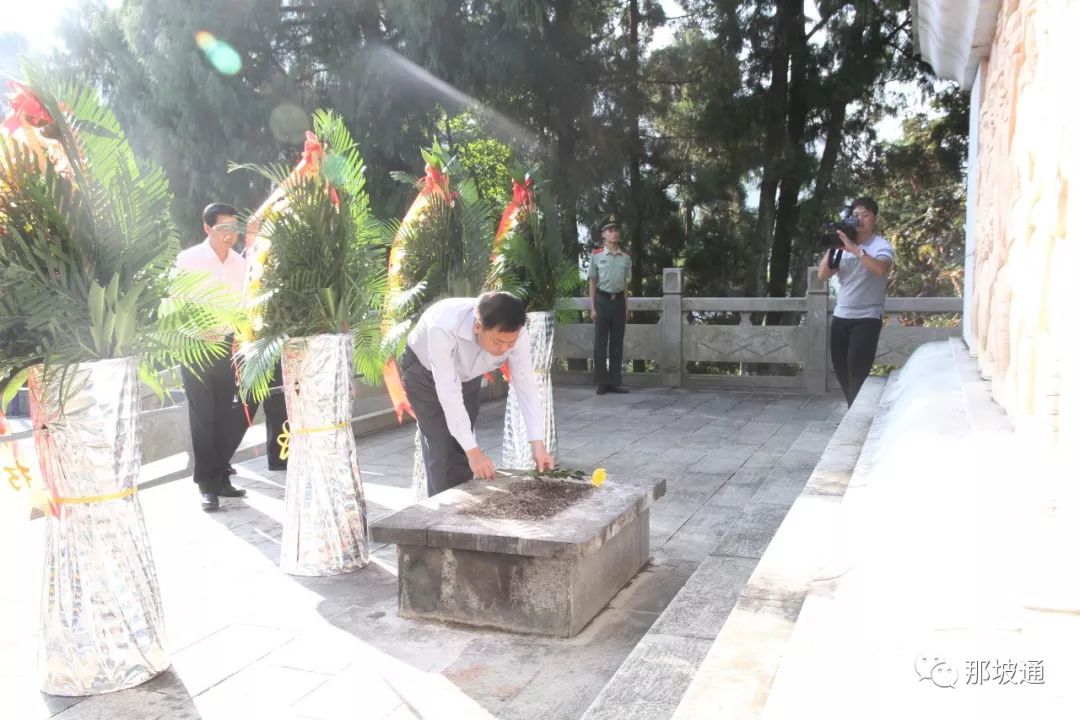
[628, 0, 643, 298]
[551, 0, 582, 259]
[766, 2, 809, 324]
[748, 0, 799, 298]
[788, 3, 885, 297]
[628, 0, 645, 372]
[790, 97, 847, 296]
[550, 0, 588, 371]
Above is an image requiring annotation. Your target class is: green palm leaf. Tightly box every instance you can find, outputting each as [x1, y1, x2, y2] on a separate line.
[489, 178, 581, 314]
[0, 68, 228, 409]
[232, 109, 395, 401]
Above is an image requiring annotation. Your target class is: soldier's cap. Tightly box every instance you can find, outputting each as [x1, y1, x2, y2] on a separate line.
[600, 214, 620, 232]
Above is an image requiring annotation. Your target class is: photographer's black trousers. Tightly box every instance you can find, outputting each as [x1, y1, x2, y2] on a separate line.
[830, 316, 883, 407]
[594, 292, 626, 388]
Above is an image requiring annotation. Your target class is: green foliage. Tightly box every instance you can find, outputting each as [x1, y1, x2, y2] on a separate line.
[46, 0, 969, 306]
[0, 67, 233, 409]
[851, 90, 969, 303]
[232, 110, 389, 401]
[447, 111, 514, 205]
[51, 0, 440, 241]
[488, 179, 581, 314]
[385, 139, 498, 311]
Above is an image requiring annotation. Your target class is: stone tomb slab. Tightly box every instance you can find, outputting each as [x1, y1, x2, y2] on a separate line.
[371, 474, 666, 638]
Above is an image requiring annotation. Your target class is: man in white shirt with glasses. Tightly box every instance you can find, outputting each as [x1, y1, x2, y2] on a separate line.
[174, 203, 251, 511]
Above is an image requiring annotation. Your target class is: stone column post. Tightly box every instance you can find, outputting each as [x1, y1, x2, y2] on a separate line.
[805, 267, 829, 393]
[661, 268, 684, 388]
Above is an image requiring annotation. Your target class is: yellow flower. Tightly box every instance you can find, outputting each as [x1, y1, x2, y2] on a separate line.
[591, 468, 607, 487]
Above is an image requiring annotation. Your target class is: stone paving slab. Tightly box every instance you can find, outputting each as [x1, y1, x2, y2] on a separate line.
[577, 415, 846, 720]
[672, 378, 884, 720]
[0, 386, 843, 720]
[710, 503, 793, 560]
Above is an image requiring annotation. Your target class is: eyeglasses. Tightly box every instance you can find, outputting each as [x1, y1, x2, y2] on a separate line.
[212, 222, 241, 233]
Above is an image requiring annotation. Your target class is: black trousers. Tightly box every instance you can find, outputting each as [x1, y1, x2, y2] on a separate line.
[401, 348, 482, 497]
[830, 316, 883, 407]
[593, 292, 626, 388]
[181, 354, 250, 492]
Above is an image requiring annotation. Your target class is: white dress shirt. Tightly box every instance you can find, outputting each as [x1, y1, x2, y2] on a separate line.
[407, 298, 543, 453]
[174, 238, 246, 337]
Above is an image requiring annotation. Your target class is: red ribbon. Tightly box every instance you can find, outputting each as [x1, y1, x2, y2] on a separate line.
[380, 163, 452, 422]
[300, 131, 341, 207]
[2, 81, 53, 134]
[302, 131, 322, 168]
[421, 164, 448, 195]
[493, 177, 534, 255]
[382, 358, 415, 422]
[482, 362, 512, 384]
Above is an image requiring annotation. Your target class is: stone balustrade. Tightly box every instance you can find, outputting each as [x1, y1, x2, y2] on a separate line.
[555, 267, 962, 393]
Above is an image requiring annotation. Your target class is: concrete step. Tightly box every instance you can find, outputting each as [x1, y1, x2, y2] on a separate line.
[670, 375, 887, 720]
[579, 389, 879, 720]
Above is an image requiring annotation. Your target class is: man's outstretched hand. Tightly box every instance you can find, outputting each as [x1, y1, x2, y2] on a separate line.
[466, 448, 496, 480]
[530, 441, 556, 471]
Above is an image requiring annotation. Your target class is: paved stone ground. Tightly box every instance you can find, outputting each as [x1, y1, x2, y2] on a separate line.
[1, 386, 844, 720]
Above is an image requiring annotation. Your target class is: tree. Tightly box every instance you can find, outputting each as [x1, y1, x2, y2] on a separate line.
[851, 89, 968, 303]
[52, 0, 438, 241]
[656, 0, 926, 304]
[41, 0, 969, 312]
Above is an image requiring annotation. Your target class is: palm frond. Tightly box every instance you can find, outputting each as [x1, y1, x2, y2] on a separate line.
[488, 179, 581, 314]
[238, 335, 287, 403]
[227, 161, 297, 189]
[235, 109, 392, 389]
[0, 68, 226, 408]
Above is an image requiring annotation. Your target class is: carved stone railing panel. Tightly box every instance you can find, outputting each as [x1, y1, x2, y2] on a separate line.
[554, 324, 662, 363]
[553, 267, 962, 392]
[684, 325, 805, 365]
[876, 326, 960, 366]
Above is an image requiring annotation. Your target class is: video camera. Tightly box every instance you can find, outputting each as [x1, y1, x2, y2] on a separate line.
[819, 209, 861, 249]
[820, 208, 862, 270]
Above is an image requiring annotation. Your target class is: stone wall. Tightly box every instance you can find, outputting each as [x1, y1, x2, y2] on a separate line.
[970, 0, 1079, 452]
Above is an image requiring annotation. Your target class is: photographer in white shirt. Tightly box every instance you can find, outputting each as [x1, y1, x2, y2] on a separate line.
[817, 197, 894, 407]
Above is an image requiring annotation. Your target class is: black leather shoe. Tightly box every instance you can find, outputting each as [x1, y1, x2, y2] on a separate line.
[596, 385, 608, 395]
[217, 484, 247, 498]
[201, 493, 219, 512]
[609, 385, 630, 394]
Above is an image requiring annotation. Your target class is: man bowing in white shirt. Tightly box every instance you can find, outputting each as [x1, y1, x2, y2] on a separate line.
[401, 291, 556, 496]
